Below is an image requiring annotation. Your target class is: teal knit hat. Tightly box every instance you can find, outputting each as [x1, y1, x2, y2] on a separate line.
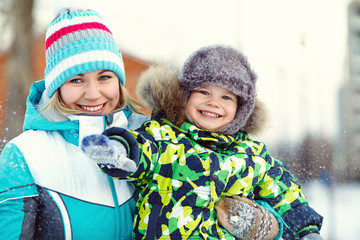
[44, 9, 125, 98]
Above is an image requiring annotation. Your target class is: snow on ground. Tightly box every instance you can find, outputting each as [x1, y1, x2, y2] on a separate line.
[301, 181, 360, 240]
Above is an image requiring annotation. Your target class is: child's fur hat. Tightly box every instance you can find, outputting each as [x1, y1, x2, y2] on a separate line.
[137, 63, 267, 136]
[177, 44, 257, 134]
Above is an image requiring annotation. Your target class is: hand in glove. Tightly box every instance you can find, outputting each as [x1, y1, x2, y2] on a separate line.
[215, 196, 279, 240]
[81, 134, 137, 172]
[300, 233, 323, 240]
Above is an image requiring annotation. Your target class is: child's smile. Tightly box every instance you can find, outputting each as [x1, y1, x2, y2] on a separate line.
[199, 110, 221, 118]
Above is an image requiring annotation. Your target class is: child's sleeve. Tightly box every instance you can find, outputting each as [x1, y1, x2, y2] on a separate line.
[100, 126, 159, 182]
[254, 149, 323, 239]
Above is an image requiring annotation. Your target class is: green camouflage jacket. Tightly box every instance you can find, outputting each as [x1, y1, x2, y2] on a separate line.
[104, 114, 320, 239]
[101, 64, 322, 239]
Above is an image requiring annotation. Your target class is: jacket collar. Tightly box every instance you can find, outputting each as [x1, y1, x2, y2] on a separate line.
[179, 121, 244, 150]
[67, 110, 129, 146]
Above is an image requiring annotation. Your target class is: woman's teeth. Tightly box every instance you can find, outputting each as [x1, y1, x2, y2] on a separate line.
[201, 111, 219, 117]
[81, 104, 104, 112]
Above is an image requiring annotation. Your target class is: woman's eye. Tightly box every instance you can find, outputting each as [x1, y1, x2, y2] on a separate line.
[99, 75, 110, 81]
[69, 78, 82, 84]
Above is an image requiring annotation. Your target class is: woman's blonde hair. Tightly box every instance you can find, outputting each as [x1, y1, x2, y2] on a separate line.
[38, 85, 146, 117]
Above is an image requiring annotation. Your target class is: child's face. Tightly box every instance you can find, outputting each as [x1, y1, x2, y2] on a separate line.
[59, 70, 120, 115]
[185, 85, 237, 132]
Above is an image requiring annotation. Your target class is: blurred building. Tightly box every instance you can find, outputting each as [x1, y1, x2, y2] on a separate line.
[338, 0, 360, 181]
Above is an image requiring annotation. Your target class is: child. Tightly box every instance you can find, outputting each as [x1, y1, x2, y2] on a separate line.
[81, 45, 323, 239]
[0, 8, 148, 239]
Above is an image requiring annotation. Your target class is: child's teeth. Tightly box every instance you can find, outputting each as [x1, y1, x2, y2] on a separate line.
[202, 111, 219, 117]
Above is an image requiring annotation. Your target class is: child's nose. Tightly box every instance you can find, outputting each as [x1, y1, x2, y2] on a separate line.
[206, 97, 220, 107]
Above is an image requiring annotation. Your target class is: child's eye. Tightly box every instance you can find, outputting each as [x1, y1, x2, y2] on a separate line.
[199, 90, 209, 95]
[222, 95, 236, 101]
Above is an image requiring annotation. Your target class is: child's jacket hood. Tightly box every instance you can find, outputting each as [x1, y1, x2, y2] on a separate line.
[136, 65, 268, 135]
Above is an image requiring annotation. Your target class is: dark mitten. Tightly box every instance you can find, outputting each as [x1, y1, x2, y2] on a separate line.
[81, 134, 136, 172]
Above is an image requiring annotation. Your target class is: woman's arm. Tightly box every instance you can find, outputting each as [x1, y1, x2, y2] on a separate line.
[0, 143, 39, 239]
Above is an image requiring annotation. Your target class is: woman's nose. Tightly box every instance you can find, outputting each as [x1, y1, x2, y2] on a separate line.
[84, 82, 102, 99]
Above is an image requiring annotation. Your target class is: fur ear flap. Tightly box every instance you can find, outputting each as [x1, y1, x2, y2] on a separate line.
[242, 99, 268, 136]
[136, 65, 186, 125]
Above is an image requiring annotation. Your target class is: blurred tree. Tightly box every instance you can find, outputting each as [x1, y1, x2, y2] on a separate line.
[271, 135, 333, 183]
[0, 1, 11, 47]
[297, 134, 333, 183]
[1, 0, 34, 149]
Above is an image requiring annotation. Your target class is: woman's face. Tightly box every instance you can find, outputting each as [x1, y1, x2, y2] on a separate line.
[185, 85, 238, 132]
[59, 70, 120, 115]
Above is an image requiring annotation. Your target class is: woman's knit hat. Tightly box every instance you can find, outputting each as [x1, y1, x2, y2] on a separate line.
[44, 9, 125, 98]
[177, 44, 257, 134]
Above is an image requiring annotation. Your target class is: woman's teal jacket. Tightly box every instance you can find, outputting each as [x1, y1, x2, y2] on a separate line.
[0, 80, 149, 239]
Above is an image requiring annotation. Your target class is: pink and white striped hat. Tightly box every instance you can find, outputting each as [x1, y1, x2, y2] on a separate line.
[44, 9, 125, 98]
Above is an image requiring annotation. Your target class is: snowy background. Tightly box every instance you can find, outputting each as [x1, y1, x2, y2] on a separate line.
[302, 181, 360, 240]
[35, 0, 349, 144]
[28, 0, 360, 239]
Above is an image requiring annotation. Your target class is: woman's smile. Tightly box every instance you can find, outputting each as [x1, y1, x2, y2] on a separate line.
[59, 70, 120, 115]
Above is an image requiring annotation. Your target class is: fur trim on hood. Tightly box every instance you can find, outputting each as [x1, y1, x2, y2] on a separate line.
[136, 64, 268, 135]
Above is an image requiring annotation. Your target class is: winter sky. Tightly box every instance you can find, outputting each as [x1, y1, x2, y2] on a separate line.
[35, 0, 350, 144]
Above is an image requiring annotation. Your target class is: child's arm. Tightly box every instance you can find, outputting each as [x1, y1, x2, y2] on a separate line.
[81, 127, 140, 178]
[254, 154, 323, 239]
[215, 196, 323, 240]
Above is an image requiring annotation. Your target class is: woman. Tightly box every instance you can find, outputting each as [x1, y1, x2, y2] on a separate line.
[0, 8, 148, 239]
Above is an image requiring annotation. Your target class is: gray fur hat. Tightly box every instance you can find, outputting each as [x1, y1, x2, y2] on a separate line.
[177, 44, 257, 134]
